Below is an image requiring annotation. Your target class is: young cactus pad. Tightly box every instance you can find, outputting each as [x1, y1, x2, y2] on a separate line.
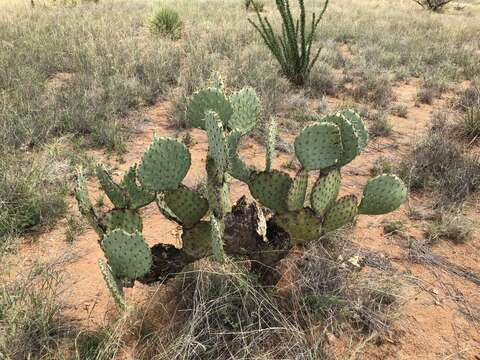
[228, 87, 262, 134]
[186, 87, 233, 129]
[99, 259, 126, 309]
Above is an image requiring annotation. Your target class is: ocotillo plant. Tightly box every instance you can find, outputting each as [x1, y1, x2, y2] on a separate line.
[75, 82, 407, 309]
[249, 0, 329, 86]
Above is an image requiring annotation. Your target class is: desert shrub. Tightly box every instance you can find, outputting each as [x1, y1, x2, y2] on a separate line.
[0, 261, 69, 359]
[367, 111, 393, 137]
[352, 74, 393, 109]
[399, 123, 480, 203]
[149, 7, 182, 38]
[307, 62, 338, 97]
[0, 153, 68, 241]
[370, 155, 394, 176]
[456, 83, 480, 110]
[460, 106, 480, 139]
[425, 209, 473, 244]
[249, 0, 330, 86]
[391, 104, 408, 118]
[413, 0, 453, 11]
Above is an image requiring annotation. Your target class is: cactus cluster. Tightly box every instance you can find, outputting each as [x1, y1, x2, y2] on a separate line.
[75, 79, 407, 308]
[228, 107, 407, 244]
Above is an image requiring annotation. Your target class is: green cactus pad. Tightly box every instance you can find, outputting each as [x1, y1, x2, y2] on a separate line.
[138, 137, 191, 192]
[227, 131, 252, 183]
[75, 169, 104, 237]
[274, 208, 322, 243]
[228, 87, 261, 135]
[98, 259, 126, 309]
[120, 165, 155, 209]
[358, 174, 407, 215]
[181, 221, 212, 258]
[186, 87, 233, 129]
[101, 229, 152, 280]
[205, 111, 228, 173]
[96, 165, 128, 209]
[265, 117, 277, 172]
[322, 114, 360, 167]
[340, 109, 368, 152]
[294, 122, 343, 171]
[310, 169, 341, 216]
[211, 216, 225, 262]
[104, 209, 143, 233]
[249, 170, 292, 212]
[164, 186, 208, 228]
[323, 195, 358, 233]
[287, 169, 309, 211]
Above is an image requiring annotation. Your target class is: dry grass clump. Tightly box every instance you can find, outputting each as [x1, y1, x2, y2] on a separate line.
[425, 209, 473, 244]
[400, 113, 480, 203]
[86, 235, 401, 359]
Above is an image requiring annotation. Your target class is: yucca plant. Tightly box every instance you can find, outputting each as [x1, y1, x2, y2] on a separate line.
[149, 7, 182, 38]
[413, 0, 452, 11]
[249, 0, 329, 86]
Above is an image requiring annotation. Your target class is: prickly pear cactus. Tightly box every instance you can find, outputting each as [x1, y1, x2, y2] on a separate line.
[75, 80, 408, 308]
[236, 108, 407, 241]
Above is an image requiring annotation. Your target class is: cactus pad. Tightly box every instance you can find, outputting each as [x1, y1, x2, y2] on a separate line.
[75, 169, 104, 237]
[164, 186, 208, 228]
[96, 165, 127, 208]
[274, 208, 322, 243]
[99, 259, 126, 309]
[227, 131, 252, 183]
[358, 174, 407, 215]
[181, 221, 212, 258]
[249, 170, 292, 212]
[205, 111, 228, 173]
[104, 209, 143, 233]
[294, 122, 343, 171]
[120, 165, 155, 209]
[228, 87, 261, 134]
[265, 117, 277, 171]
[138, 137, 191, 192]
[340, 109, 368, 152]
[186, 87, 233, 129]
[101, 229, 152, 280]
[323, 195, 358, 233]
[287, 169, 309, 211]
[310, 169, 341, 216]
[322, 114, 360, 167]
